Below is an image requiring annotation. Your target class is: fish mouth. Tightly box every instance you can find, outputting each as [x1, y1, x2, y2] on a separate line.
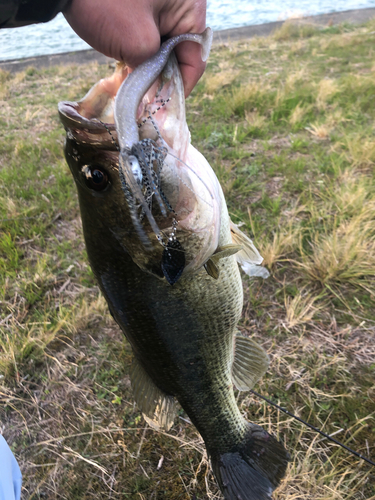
[58, 58, 189, 236]
[58, 63, 129, 150]
[59, 50, 220, 281]
[58, 60, 180, 152]
[58, 102, 119, 150]
[58, 56, 193, 224]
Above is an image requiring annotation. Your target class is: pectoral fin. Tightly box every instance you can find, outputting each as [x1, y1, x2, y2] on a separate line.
[204, 259, 220, 279]
[212, 244, 243, 261]
[130, 358, 176, 431]
[204, 244, 242, 279]
[232, 334, 270, 391]
[230, 220, 270, 279]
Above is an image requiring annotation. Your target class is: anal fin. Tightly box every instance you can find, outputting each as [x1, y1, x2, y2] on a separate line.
[130, 358, 176, 431]
[232, 334, 269, 391]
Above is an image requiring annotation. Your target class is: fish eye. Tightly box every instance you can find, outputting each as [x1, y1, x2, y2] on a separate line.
[82, 165, 109, 191]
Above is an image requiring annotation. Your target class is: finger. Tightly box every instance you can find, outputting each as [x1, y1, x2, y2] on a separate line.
[174, 42, 207, 98]
[160, 0, 207, 97]
[117, 15, 161, 68]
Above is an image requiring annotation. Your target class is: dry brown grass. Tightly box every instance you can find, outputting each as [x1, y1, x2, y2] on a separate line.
[203, 60, 240, 94]
[283, 291, 323, 331]
[245, 110, 266, 128]
[344, 135, 375, 168]
[289, 103, 311, 126]
[229, 81, 271, 116]
[306, 123, 332, 140]
[316, 78, 339, 110]
[297, 215, 375, 288]
[258, 224, 300, 268]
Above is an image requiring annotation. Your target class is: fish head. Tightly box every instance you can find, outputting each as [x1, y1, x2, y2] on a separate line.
[59, 54, 221, 283]
[58, 76, 165, 278]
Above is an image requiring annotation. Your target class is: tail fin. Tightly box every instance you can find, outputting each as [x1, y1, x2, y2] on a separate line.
[201, 27, 213, 61]
[210, 423, 290, 500]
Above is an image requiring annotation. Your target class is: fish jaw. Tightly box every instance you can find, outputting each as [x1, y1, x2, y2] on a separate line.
[59, 38, 222, 280]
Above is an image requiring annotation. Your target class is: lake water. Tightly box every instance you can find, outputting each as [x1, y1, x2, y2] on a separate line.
[1, 0, 375, 61]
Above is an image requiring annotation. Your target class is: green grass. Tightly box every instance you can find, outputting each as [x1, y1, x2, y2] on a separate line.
[1, 18, 375, 500]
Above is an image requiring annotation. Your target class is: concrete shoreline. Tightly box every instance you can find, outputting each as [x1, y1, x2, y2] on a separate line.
[1, 7, 375, 73]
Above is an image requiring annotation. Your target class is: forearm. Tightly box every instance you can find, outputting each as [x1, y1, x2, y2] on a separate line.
[0, 0, 69, 28]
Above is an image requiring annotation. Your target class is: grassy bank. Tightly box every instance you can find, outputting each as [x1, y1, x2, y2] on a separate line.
[1, 18, 374, 500]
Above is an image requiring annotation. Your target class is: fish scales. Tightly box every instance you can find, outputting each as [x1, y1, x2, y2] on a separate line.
[59, 28, 289, 500]
[80, 189, 245, 449]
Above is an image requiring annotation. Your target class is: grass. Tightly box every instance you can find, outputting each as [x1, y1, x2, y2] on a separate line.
[1, 17, 375, 500]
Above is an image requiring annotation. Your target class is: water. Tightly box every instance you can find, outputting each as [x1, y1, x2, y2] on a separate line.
[1, 0, 375, 61]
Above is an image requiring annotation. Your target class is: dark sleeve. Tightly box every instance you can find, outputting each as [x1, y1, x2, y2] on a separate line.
[0, 0, 70, 28]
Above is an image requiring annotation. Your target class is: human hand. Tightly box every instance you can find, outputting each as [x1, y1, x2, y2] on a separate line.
[63, 0, 207, 97]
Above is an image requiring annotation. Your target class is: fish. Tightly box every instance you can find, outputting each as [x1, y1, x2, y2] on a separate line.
[58, 29, 289, 500]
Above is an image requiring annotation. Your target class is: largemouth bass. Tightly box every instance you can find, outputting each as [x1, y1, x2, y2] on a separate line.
[58, 29, 289, 500]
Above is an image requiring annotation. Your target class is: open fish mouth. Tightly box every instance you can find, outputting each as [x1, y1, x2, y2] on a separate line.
[59, 29, 222, 284]
[58, 63, 127, 151]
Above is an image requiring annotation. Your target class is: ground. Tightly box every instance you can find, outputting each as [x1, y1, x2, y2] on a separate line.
[0, 18, 374, 500]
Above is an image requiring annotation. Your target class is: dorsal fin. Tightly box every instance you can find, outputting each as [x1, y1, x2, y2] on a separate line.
[130, 358, 176, 431]
[232, 334, 270, 391]
[230, 220, 270, 278]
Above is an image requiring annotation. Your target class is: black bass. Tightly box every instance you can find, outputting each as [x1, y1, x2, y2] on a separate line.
[58, 29, 289, 500]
